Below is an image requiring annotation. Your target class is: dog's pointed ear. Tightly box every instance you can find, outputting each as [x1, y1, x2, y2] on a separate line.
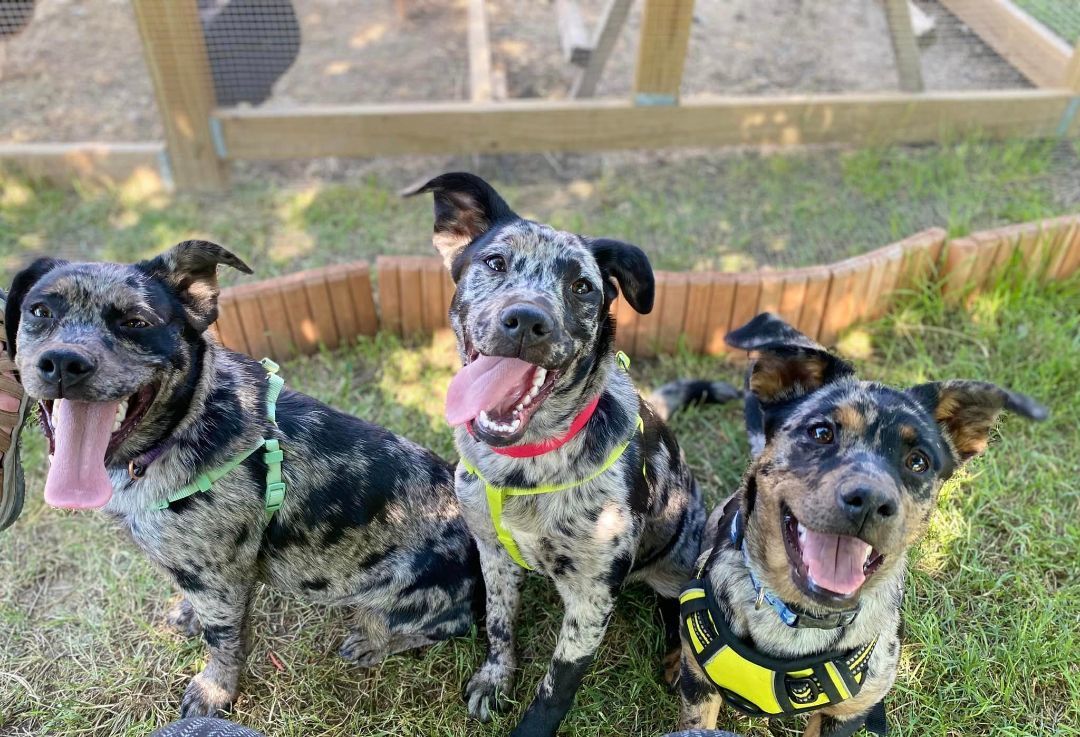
[138, 240, 252, 332]
[5, 257, 67, 359]
[589, 238, 655, 314]
[907, 380, 1047, 463]
[402, 172, 518, 271]
[746, 343, 855, 405]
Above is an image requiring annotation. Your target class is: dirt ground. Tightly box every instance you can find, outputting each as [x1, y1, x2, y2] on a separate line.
[0, 0, 1032, 144]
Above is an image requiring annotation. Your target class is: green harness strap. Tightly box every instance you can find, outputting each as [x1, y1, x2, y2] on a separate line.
[151, 358, 287, 524]
[460, 352, 645, 570]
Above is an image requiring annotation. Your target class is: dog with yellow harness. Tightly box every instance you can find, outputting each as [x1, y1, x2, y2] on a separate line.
[656, 313, 1047, 736]
[408, 172, 729, 737]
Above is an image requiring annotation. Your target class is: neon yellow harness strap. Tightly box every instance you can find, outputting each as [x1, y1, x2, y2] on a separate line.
[152, 358, 287, 524]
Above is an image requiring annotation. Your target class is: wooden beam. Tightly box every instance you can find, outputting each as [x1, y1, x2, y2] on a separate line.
[1065, 40, 1080, 91]
[937, 0, 1071, 88]
[131, 0, 227, 191]
[573, 0, 634, 98]
[467, 0, 494, 103]
[634, 0, 695, 104]
[0, 142, 168, 188]
[883, 0, 924, 92]
[214, 89, 1078, 160]
[556, 0, 591, 66]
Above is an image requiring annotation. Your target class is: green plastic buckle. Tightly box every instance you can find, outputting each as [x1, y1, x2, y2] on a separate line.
[616, 351, 631, 372]
[265, 481, 287, 512]
[264, 448, 284, 465]
[260, 358, 281, 374]
[195, 475, 213, 492]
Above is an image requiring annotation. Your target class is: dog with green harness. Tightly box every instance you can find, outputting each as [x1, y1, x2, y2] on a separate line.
[4, 241, 484, 718]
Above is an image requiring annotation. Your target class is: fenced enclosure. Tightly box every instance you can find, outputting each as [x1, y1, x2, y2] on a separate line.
[2, 0, 1080, 191]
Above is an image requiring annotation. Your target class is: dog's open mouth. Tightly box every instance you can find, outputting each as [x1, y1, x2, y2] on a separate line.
[38, 383, 157, 510]
[781, 503, 885, 606]
[445, 351, 559, 444]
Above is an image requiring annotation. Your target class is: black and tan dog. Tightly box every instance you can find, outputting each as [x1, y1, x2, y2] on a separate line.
[407, 173, 712, 737]
[5, 242, 482, 717]
[658, 313, 1047, 736]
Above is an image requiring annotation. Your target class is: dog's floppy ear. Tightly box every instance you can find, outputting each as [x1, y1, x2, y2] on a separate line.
[5, 257, 67, 359]
[138, 240, 252, 332]
[402, 172, 518, 271]
[745, 343, 855, 405]
[726, 312, 819, 352]
[589, 238, 655, 314]
[907, 380, 1047, 463]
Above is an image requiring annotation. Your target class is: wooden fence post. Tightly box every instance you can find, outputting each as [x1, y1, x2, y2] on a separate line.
[1066, 39, 1080, 90]
[633, 0, 695, 105]
[131, 0, 228, 191]
[883, 0, 925, 92]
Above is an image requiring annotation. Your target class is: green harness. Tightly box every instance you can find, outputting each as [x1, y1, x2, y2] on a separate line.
[150, 358, 287, 523]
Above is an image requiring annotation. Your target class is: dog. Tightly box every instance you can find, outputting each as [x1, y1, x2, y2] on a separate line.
[5, 241, 482, 718]
[657, 313, 1047, 736]
[406, 172, 720, 737]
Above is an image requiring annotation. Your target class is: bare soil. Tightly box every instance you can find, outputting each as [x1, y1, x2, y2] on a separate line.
[0, 0, 1030, 144]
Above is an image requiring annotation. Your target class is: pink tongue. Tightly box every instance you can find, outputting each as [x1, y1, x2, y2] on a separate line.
[445, 355, 535, 426]
[801, 529, 870, 596]
[44, 399, 119, 510]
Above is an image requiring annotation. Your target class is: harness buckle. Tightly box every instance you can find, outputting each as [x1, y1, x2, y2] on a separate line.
[265, 481, 287, 513]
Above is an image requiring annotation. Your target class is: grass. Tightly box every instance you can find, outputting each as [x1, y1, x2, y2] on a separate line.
[2, 139, 1079, 284]
[1013, 0, 1080, 44]
[0, 265, 1077, 736]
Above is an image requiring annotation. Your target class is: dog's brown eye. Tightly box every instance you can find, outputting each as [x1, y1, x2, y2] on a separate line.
[30, 303, 52, 319]
[906, 450, 930, 474]
[808, 422, 834, 444]
[572, 279, 593, 295]
[485, 255, 507, 273]
[122, 318, 151, 329]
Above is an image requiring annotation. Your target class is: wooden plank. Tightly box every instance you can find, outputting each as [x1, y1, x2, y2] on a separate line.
[467, 0, 493, 103]
[937, 0, 1071, 88]
[777, 273, 808, 326]
[846, 257, 875, 324]
[572, 0, 634, 98]
[326, 270, 360, 348]
[613, 295, 639, 354]
[0, 142, 169, 189]
[728, 274, 762, 343]
[398, 258, 425, 337]
[443, 271, 458, 328]
[883, 0, 925, 92]
[421, 259, 449, 333]
[989, 225, 1023, 280]
[634, 0, 695, 103]
[376, 257, 404, 336]
[818, 263, 857, 347]
[257, 286, 297, 359]
[755, 273, 784, 315]
[632, 272, 669, 358]
[681, 272, 714, 354]
[942, 237, 978, 302]
[215, 90, 1079, 160]
[858, 252, 889, 320]
[657, 272, 690, 354]
[304, 274, 340, 349]
[1054, 222, 1080, 278]
[234, 288, 271, 358]
[348, 264, 379, 336]
[897, 228, 946, 291]
[870, 245, 905, 318]
[280, 279, 319, 355]
[796, 268, 831, 341]
[215, 292, 249, 354]
[1066, 40, 1080, 90]
[1046, 218, 1079, 279]
[1014, 222, 1045, 277]
[556, 0, 591, 66]
[968, 230, 1006, 291]
[131, 0, 227, 190]
[703, 274, 738, 355]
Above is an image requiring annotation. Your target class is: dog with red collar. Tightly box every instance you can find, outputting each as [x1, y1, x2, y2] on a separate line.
[408, 173, 735, 737]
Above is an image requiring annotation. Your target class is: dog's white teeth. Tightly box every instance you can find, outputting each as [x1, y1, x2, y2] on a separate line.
[113, 399, 129, 432]
[510, 419, 520, 432]
[515, 403, 523, 412]
[532, 368, 547, 387]
[523, 390, 535, 403]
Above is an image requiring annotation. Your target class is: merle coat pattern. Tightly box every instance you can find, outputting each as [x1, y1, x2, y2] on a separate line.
[659, 313, 1047, 736]
[5, 242, 481, 718]
[407, 173, 708, 737]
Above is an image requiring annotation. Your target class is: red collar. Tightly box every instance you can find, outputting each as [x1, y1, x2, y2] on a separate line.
[466, 395, 601, 458]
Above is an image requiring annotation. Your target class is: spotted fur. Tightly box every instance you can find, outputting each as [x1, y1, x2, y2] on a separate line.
[660, 313, 1047, 736]
[409, 173, 716, 737]
[5, 242, 482, 718]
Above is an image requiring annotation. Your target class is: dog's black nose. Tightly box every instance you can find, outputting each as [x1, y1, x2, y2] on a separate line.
[838, 486, 898, 527]
[37, 349, 96, 388]
[500, 304, 554, 346]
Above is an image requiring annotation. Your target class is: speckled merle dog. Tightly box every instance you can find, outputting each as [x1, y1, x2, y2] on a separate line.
[407, 173, 709, 737]
[5, 242, 481, 718]
[658, 313, 1047, 736]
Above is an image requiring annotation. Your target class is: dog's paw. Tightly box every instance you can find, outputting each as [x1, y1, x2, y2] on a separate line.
[338, 632, 390, 668]
[464, 661, 513, 722]
[661, 647, 681, 691]
[166, 599, 203, 638]
[179, 676, 235, 718]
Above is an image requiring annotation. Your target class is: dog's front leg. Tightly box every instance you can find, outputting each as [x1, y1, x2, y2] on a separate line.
[465, 537, 524, 722]
[511, 574, 620, 737]
[179, 582, 254, 718]
[678, 650, 722, 729]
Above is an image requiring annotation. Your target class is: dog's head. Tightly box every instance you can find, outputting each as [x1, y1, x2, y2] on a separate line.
[407, 172, 654, 445]
[5, 240, 251, 509]
[731, 313, 1047, 611]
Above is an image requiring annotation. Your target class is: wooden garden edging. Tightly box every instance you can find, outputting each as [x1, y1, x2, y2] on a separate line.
[213, 217, 1080, 362]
